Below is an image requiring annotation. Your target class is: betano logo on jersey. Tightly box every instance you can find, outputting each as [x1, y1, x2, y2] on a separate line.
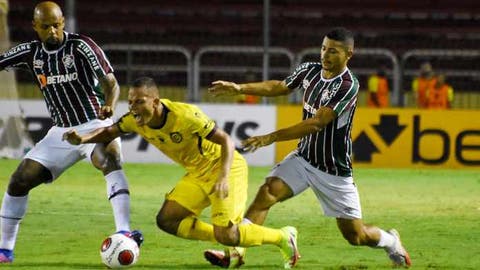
[303, 102, 317, 115]
[37, 73, 78, 88]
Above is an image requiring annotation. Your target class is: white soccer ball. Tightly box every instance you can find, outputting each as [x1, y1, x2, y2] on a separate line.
[100, 233, 140, 268]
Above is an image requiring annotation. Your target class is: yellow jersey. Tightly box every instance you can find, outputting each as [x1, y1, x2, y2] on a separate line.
[117, 99, 242, 177]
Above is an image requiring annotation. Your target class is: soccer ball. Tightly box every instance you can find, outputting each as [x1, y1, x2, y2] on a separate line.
[100, 233, 140, 268]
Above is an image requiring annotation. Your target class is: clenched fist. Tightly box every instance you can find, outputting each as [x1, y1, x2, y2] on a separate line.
[62, 130, 82, 145]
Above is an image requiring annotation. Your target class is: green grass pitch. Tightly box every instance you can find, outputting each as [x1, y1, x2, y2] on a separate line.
[0, 159, 478, 269]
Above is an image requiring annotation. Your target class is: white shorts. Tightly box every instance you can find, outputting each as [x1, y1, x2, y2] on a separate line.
[24, 118, 122, 181]
[268, 151, 362, 219]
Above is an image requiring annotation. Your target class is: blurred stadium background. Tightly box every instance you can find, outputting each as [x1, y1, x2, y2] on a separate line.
[6, 0, 480, 108]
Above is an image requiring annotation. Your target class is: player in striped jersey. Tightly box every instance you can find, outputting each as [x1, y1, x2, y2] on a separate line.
[206, 28, 411, 268]
[0, 1, 140, 262]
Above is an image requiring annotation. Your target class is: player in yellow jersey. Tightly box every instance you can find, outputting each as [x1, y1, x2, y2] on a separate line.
[62, 77, 300, 269]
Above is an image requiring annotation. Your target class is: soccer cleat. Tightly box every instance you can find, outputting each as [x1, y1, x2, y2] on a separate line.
[130, 230, 144, 247]
[204, 247, 245, 268]
[387, 229, 411, 268]
[279, 226, 300, 269]
[0, 248, 13, 263]
[226, 247, 245, 268]
[117, 230, 144, 247]
[204, 249, 229, 268]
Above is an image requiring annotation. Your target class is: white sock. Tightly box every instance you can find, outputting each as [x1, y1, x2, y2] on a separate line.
[0, 193, 28, 250]
[105, 170, 130, 232]
[377, 229, 396, 252]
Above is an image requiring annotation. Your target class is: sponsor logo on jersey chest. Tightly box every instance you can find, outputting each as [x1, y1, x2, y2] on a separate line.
[303, 102, 317, 115]
[37, 73, 79, 87]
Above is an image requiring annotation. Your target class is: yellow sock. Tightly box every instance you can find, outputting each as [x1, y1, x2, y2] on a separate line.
[237, 223, 283, 247]
[176, 216, 216, 243]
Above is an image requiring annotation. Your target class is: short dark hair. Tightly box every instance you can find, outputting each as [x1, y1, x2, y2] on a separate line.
[132, 76, 156, 89]
[326, 27, 354, 48]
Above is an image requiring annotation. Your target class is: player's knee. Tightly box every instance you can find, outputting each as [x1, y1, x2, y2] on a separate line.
[8, 179, 31, 196]
[105, 154, 122, 173]
[213, 227, 238, 246]
[256, 183, 280, 207]
[155, 212, 168, 231]
[8, 171, 35, 195]
[92, 152, 122, 174]
[155, 212, 177, 235]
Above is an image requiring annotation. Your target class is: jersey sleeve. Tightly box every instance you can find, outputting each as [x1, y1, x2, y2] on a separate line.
[327, 78, 358, 116]
[186, 105, 216, 139]
[284, 62, 317, 90]
[0, 42, 32, 71]
[75, 35, 113, 78]
[117, 112, 137, 133]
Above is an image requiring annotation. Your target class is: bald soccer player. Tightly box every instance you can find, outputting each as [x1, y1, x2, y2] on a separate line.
[0, 1, 142, 263]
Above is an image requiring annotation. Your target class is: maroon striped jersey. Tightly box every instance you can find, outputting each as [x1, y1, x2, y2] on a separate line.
[285, 62, 359, 177]
[0, 32, 114, 127]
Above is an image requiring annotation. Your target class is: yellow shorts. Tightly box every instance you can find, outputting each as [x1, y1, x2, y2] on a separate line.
[165, 155, 248, 227]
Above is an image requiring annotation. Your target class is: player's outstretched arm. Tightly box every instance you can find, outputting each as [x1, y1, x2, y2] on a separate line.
[208, 80, 292, 97]
[62, 124, 122, 145]
[208, 80, 242, 96]
[242, 106, 336, 152]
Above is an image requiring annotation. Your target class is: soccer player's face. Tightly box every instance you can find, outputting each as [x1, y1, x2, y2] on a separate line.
[320, 37, 352, 73]
[128, 87, 156, 126]
[33, 11, 65, 45]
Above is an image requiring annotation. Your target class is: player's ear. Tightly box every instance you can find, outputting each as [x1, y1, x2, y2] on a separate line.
[153, 97, 160, 108]
[345, 47, 353, 60]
